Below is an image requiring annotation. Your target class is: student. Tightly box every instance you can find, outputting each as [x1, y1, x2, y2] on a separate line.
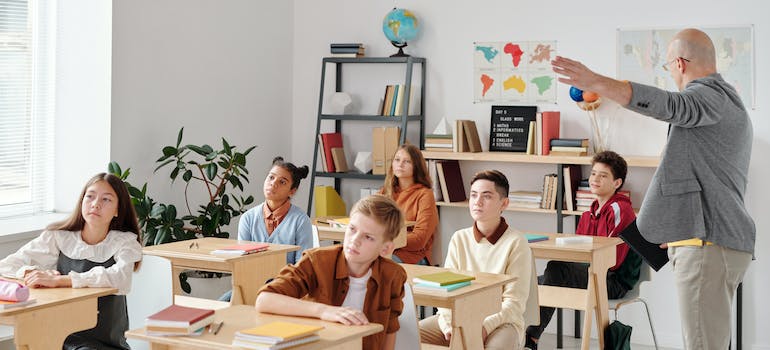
[255, 195, 407, 350]
[524, 151, 641, 349]
[420, 170, 533, 350]
[0, 173, 142, 350]
[239, 156, 312, 265]
[380, 143, 438, 264]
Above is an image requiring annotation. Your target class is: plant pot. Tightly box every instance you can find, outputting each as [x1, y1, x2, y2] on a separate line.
[180, 270, 232, 300]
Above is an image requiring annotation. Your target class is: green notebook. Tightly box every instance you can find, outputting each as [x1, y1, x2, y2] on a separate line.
[525, 233, 549, 243]
[412, 271, 475, 287]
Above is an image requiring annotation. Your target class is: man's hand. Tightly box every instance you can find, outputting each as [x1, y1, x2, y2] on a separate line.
[319, 305, 369, 326]
[660, 243, 669, 249]
[482, 326, 489, 342]
[23, 270, 62, 288]
[551, 56, 632, 106]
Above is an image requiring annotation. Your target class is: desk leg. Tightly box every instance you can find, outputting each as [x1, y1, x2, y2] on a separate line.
[171, 265, 185, 296]
[450, 286, 500, 350]
[334, 338, 363, 350]
[580, 275, 597, 350]
[8, 297, 98, 350]
[230, 253, 287, 305]
[592, 250, 613, 350]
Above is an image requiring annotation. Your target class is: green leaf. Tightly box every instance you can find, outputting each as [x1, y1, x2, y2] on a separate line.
[243, 145, 256, 156]
[222, 138, 232, 156]
[233, 153, 246, 166]
[245, 195, 254, 205]
[150, 204, 166, 218]
[162, 146, 177, 157]
[108, 161, 121, 176]
[123, 168, 131, 179]
[206, 163, 218, 181]
[205, 151, 218, 161]
[176, 127, 184, 148]
[170, 167, 180, 181]
[155, 227, 170, 245]
[154, 159, 175, 172]
[186, 145, 207, 156]
[128, 186, 144, 199]
[229, 176, 243, 191]
[202, 145, 214, 154]
[221, 194, 229, 206]
[164, 205, 177, 222]
[183, 170, 193, 182]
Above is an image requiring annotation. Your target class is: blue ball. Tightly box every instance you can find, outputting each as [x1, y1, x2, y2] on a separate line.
[569, 86, 584, 102]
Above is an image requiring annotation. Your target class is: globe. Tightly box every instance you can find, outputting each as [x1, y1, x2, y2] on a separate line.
[382, 8, 420, 57]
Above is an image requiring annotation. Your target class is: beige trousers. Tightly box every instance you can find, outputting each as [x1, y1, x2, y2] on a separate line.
[419, 315, 522, 350]
[669, 244, 751, 350]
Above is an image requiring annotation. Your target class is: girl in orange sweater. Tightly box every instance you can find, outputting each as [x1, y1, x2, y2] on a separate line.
[380, 144, 438, 264]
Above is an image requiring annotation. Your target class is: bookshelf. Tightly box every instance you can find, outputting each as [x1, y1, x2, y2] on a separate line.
[306, 56, 426, 215]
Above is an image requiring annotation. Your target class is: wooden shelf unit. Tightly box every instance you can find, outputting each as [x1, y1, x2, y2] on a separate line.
[421, 151, 660, 168]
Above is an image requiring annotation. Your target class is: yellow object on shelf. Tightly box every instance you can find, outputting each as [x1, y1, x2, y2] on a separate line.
[314, 186, 346, 217]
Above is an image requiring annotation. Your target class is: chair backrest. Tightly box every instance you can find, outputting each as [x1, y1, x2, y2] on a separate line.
[311, 225, 321, 248]
[524, 255, 540, 327]
[395, 282, 421, 350]
[126, 255, 173, 350]
[609, 263, 652, 308]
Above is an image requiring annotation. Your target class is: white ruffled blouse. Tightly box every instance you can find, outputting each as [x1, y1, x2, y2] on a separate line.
[0, 230, 142, 295]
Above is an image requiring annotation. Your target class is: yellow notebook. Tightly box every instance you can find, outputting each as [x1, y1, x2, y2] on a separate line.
[412, 271, 475, 287]
[237, 321, 323, 342]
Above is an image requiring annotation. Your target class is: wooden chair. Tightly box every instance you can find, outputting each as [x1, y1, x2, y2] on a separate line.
[395, 282, 421, 350]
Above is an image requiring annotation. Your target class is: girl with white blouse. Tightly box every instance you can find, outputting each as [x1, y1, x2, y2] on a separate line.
[0, 173, 143, 350]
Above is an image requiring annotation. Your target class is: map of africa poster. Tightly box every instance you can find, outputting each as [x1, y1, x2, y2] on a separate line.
[474, 41, 557, 104]
[617, 26, 754, 108]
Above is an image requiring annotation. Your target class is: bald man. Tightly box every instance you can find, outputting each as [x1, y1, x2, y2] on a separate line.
[551, 28, 754, 350]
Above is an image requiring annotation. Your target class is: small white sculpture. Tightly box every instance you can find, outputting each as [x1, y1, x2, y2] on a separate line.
[354, 151, 372, 174]
[329, 92, 354, 114]
[432, 117, 451, 135]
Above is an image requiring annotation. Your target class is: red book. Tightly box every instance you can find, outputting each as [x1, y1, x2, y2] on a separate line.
[146, 304, 215, 328]
[436, 160, 466, 202]
[541, 111, 561, 155]
[211, 242, 269, 256]
[320, 132, 343, 172]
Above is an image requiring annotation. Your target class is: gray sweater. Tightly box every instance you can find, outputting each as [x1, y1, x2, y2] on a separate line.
[626, 74, 755, 254]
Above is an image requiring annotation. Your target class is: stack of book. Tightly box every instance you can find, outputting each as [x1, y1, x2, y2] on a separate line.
[508, 191, 543, 209]
[454, 120, 483, 153]
[211, 242, 269, 256]
[539, 174, 558, 210]
[575, 185, 631, 212]
[425, 133, 453, 152]
[317, 132, 348, 173]
[412, 271, 475, 294]
[232, 321, 323, 349]
[433, 159, 466, 203]
[549, 138, 589, 156]
[330, 43, 364, 58]
[145, 304, 215, 336]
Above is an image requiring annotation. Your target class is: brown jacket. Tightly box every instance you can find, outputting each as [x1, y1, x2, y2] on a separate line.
[258, 245, 407, 350]
[383, 184, 439, 264]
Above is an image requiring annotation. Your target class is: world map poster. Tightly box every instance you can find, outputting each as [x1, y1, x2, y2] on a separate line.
[617, 26, 754, 108]
[473, 41, 557, 104]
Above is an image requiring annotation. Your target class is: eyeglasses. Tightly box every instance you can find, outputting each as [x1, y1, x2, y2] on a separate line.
[662, 57, 691, 71]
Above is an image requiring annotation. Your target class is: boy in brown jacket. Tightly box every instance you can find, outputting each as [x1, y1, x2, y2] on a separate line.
[255, 195, 407, 350]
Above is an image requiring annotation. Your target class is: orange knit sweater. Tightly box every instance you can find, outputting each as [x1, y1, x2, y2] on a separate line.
[385, 184, 439, 264]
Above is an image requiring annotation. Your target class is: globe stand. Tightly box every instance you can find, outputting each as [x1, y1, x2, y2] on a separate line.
[389, 41, 410, 57]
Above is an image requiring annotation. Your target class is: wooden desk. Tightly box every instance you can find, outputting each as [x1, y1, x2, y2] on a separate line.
[313, 217, 412, 250]
[125, 305, 383, 349]
[528, 233, 621, 350]
[401, 264, 513, 350]
[142, 238, 299, 305]
[0, 287, 117, 350]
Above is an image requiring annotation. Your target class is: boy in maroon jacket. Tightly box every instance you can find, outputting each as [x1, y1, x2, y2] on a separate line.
[525, 151, 642, 349]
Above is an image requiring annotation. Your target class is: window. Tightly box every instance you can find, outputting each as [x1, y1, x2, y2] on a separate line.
[0, 0, 55, 218]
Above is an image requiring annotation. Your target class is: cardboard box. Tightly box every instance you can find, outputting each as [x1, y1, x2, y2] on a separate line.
[384, 127, 401, 171]
[372, 127, 385, 174]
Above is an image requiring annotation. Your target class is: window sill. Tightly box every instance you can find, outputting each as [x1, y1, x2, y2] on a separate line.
[0, 212, 70, 243]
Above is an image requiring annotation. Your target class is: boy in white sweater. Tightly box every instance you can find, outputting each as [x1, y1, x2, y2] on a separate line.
[419, 170, 533, 350]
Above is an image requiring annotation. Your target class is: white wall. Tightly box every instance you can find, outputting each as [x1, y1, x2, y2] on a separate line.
[55, 0, 112, 211]
[111, 0, 295, 236]
[291, 1, 770, 348]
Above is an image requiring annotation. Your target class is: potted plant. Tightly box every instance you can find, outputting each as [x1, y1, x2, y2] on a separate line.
[109, 127, 256, 292]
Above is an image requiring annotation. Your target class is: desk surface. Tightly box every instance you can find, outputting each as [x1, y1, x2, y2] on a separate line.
[528, 232, 621, 261]
[126, 305, 383, 349]
[142, 237, 299, 262]
[400, 264, 513, 306]
[0, 287, 117, 316]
